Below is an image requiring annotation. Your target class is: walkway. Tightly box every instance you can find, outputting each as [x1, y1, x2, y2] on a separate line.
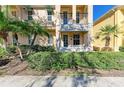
[0, 76, 124, 87]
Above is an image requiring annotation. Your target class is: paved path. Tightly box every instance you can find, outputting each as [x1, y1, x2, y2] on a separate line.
[0, 75, 124, 87]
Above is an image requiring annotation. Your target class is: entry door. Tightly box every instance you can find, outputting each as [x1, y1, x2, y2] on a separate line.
[63, 35, 68, 47]
[63, 11, 68, 24]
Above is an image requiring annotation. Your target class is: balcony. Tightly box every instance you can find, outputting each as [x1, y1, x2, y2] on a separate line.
[60, 24, 88, 32]
[60, 13, 88, 32]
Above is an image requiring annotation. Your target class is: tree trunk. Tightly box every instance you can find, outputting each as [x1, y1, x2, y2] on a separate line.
[16, 42, 23, 61]
[14, 33, 23, 61]
[31, 33, 37, 46]
[26, 33, 37, 55]
[105, 35, 110, 47]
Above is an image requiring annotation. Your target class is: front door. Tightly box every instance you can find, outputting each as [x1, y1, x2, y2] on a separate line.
[63, 11, 68, 24]
[63, 35, 68, 47]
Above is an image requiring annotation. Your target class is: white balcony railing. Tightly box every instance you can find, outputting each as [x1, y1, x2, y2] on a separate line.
[60, 23, 88, 32]
[60, 45, 92, 52]
[60, 13, 88, 31]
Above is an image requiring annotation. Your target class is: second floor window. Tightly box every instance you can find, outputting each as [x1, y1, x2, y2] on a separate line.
[47, 11, 52, 22]
[76, 12, 80, 23]
[28, 9, 33, 20]
[63, 11, 68, 24]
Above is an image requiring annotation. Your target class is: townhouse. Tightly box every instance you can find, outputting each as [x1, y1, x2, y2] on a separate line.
[0, 5, 93, 52]
[93, 5, 124, 51]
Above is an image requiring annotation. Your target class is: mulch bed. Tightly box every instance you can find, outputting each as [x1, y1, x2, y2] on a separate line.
[0, 59, 10, 67]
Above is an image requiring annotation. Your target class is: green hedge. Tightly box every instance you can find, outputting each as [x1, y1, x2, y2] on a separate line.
[119, 46, 124, 52]
[7, 45, 55, 54]
[27, 52, 124, 71]
[7, 45, 16, 54]
[31, 45, 55, 52]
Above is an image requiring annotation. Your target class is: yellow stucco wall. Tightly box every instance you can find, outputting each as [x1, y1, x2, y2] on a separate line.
[93, 9, 124, 51]
[93, 13, 115, 48]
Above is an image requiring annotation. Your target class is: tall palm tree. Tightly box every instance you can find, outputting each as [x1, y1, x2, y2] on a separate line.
[0, 11, 27, 60]
[0, 11, 9, 48]
[24, 6, 50, 47]
[28, 21, 49, 46]
[98, 25, 118, 47]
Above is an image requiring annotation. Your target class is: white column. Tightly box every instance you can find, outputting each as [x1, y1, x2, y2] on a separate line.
[88, 5, 93, 34]
[55, 5, 61, 51]
[72, 5, 76, 21]
[85, 5, 93, 51]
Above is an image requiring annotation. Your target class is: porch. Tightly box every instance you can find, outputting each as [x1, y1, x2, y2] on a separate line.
[59, 32, 91, 52]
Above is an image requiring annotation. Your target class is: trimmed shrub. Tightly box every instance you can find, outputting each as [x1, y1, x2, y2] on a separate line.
[19, 44, 56, 53]
[31, 45, 55, 52]
[27, 52, 124, 71]
[7, 44, 56, 54]
[101, 46, 113, 51]
[27, 52, 58, 71]
[7, 45, 16, 54]
[93, 46, 100, 51]
[119, 46, 124, 52]
[19, 45, 30, 54]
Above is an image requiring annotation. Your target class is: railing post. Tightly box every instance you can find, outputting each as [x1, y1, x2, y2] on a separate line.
[72, 5, 76, 22]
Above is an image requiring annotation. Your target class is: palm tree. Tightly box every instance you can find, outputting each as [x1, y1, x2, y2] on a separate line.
[9, 18, 50, 55]
[8, 19, 32, 60]
[98, 25, 118, 47]
[24, 6, 50, 47]
[0, 37, 4, 47]
[0, 11, 27, 60]
[28, 21, 49, 46]
[0, 12, 9, 48]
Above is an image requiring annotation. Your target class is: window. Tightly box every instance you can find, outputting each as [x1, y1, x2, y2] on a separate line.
[13, 33, 18, 45]
[28, 9, 33, 20]
[28, 35, 32, 45]
[73, 34, 80, 45]
[11, 11, 16, 17]
[47, 11, 52, 22]
[63, 11, 68, 24]
[76, 12, 80, 23]
[63, 35, 68, 47]
[48, 35, 53, 45]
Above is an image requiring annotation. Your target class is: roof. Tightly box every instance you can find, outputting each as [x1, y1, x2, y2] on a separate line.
[93, 5, 124, 26]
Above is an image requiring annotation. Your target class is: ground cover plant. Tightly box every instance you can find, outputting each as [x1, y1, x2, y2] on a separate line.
[27, 52, 124, 71]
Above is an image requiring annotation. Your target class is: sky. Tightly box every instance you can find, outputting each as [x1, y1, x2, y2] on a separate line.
[93, 5, 115, 22]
